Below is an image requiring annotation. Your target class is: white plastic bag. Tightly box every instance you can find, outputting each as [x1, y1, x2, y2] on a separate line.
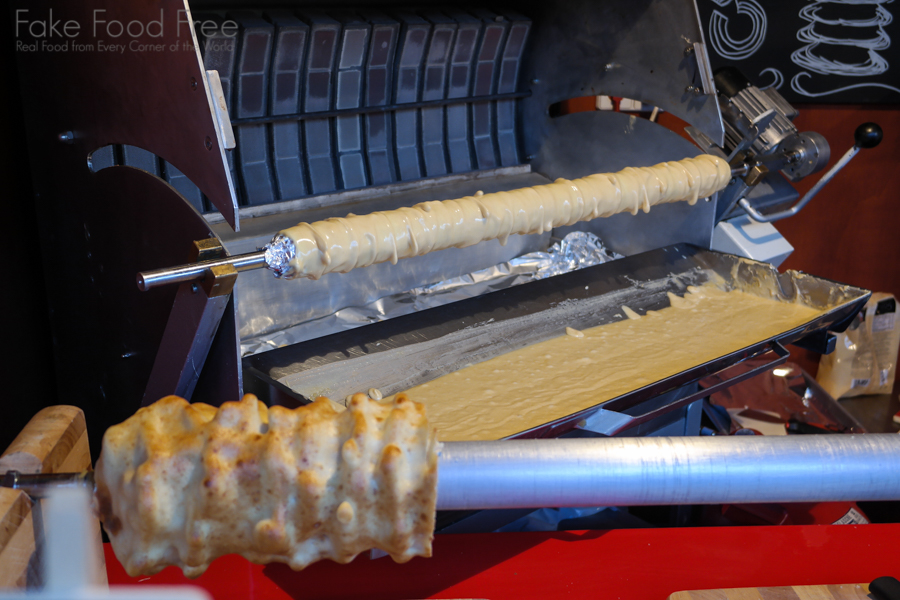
[818, 293, 899, 398]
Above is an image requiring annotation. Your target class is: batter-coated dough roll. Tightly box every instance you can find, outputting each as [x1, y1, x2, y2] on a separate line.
[95, 393, 439, 578]
[277, 154, 730, 279]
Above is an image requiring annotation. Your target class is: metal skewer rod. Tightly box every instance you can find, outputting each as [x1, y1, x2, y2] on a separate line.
[435, 434, 900, 510]
[137, 250, 267, 291]
[6, 435, 900, 509]
[1, 470, 94, 499]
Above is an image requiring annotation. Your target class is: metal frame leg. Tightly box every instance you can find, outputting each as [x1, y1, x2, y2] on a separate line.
[141, 282, 232, 406]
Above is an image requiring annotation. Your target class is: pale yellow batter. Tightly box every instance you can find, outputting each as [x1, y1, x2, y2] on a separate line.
[395, 286, 823, 441]
[278, 155, 730, 279]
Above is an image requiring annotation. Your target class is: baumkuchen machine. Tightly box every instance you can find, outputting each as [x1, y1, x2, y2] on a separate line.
[7, 0, 895, 592]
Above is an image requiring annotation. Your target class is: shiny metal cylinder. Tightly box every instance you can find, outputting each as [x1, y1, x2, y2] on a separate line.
[1, 470, 94, 499]
[137, 251, 267, 291]
[436, 434, 900, 510]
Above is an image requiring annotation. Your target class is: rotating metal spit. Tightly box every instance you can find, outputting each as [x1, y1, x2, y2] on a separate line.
[6, 434, 900, 509]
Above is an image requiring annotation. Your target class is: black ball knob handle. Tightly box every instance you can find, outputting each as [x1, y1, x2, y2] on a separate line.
[870, 576, 900, 600]
[855, 122, 883, 149]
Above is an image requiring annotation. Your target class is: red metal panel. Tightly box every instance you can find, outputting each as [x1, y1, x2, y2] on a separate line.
[105, 524, 900, 599]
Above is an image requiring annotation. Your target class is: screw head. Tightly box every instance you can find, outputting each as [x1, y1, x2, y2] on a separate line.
[191, 77, 198, 91]
[205, 136, 213, 150]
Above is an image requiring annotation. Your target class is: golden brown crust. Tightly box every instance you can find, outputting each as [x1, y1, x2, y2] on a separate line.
[94, 393, 439, 577]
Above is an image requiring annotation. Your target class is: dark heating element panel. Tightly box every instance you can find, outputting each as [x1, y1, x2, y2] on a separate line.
[93, 7, 532, 213]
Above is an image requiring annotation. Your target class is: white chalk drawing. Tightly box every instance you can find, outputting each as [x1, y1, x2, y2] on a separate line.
[758, 67, 784, 90]
[790, 0, 900, 96]
[708, 0, 768, 60]
[793, 2, 891, 75]
[792, 72, 900, 96]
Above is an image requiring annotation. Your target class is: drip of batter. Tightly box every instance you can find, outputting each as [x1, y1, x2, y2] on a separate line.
[275, 155, 730, 279]
[621, 306, 642, 320]
[393, 286, 823, 441]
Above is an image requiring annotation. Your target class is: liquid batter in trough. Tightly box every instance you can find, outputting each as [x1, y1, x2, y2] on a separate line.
[395, 286, 823, 441]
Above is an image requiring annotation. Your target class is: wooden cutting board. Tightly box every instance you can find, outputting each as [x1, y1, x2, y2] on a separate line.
[670, 583, 871, 600]
[0, 405, 106, 589]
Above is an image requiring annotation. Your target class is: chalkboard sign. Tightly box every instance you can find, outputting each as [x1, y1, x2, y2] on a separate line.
[696, 0, 900, 103]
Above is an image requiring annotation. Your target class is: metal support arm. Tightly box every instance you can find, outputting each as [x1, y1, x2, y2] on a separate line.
[740, 122, 883, 224]
[141, 240, 241, 405]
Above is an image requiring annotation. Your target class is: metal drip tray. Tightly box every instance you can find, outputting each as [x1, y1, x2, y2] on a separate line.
[244, 244, 870, 438]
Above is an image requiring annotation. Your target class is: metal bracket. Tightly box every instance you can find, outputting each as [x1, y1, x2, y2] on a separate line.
[692, 42, 716, 96]
[141, 240, 234, 405]
[576, 341, 789, 436]
[791, 330, 838, 355]
[743, 163, 769, 187]
[191, 238, 226, 262]
[203, 264, 238, 298]
[685, 126, 724, 156]
[206, 70, 236, 151]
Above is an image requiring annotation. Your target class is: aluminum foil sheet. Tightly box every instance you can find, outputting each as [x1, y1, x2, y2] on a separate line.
[263, 234, 295, 278]
[241, 232, 622, 357]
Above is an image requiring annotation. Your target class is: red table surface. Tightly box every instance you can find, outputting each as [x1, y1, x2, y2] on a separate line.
[105, 524, 900, 600]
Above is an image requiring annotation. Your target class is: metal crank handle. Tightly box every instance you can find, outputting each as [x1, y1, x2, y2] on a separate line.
[740, 122, 883, 223]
